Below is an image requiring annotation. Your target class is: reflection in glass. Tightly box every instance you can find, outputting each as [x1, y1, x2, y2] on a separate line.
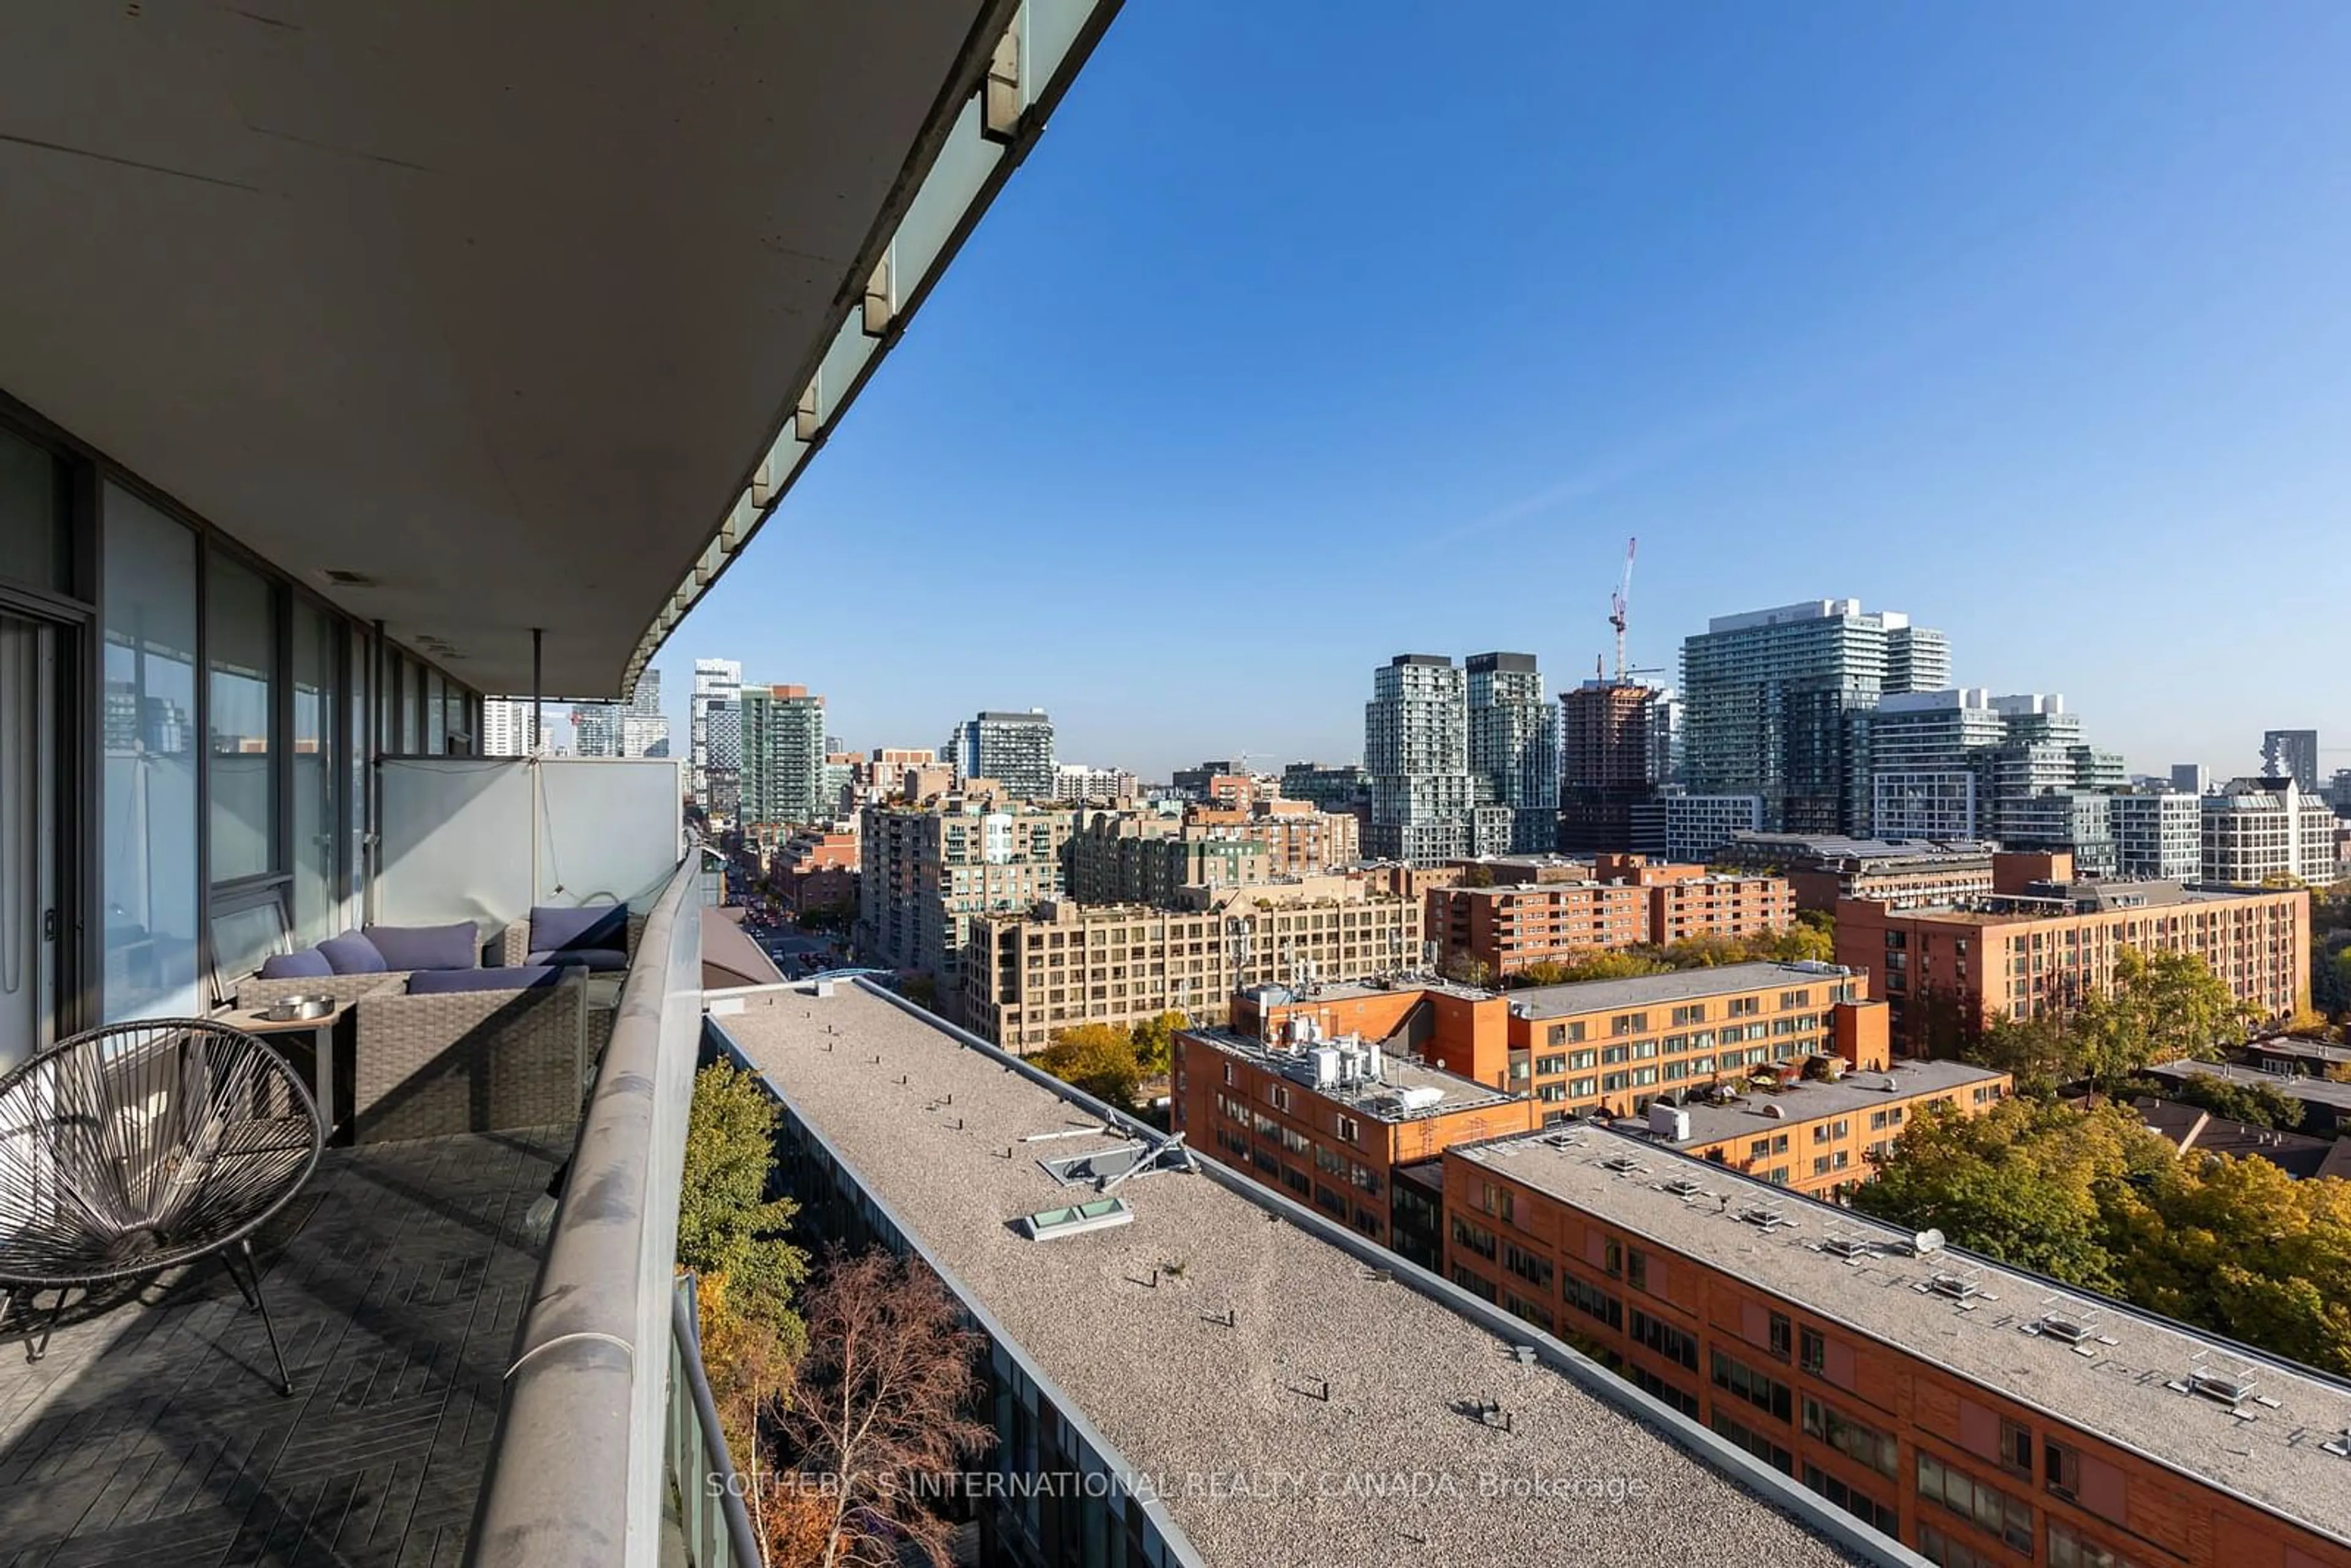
[210, 898, 289, 1002]
[102, 488, 201, 1020]
[400, 658, 421, 754]
[292, 599, 338, 945]
[208, 550, 277, 882]
[426, 669, 446, 755]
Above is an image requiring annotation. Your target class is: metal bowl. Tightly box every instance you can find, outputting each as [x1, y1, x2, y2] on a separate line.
[261, 995, 334, 1022]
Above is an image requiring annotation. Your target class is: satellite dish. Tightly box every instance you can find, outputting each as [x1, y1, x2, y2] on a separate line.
[1914, 1228, 1946, 1258]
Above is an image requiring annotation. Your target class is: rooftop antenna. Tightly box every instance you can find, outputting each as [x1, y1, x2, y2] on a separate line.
[1610, 536, 1638, 681]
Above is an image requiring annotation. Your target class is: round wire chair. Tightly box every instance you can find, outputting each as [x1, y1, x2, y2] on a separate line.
[0, 1019, 324, 1395]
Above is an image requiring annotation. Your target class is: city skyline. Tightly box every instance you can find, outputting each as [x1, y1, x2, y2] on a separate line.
[643, 1, 2351, 782]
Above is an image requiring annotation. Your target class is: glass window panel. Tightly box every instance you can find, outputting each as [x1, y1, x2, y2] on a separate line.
[207, 550, 278, 882]
[425, 669, 446, 754]
[350, 625, 371, 915]
[101, 487, 201, 1020]
[209, 898, 288, 1000]
[291, 599, 339, 945]
[446, 686, 470, 756]
[0, 426, 69, 594]
[400, 658, 421, 754]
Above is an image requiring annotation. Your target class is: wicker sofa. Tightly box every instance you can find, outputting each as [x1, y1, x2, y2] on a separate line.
[493, 905, 647, 970]
[234, 919, 601, 1145]
[346, 968, 592, 1144]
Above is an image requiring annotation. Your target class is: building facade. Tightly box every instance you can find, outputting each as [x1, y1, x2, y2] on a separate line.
[1052, 763, 1138, 804]
[961, 876, 1427, 1049]
[1365, 654, 1475, 865]
[2261, 729, 2320, 792]
[1681, 600, 1949, 835]
[2202, 777, 2338, 886]
[1625, 1059, 2011, 1198]
[1835, 879, 2311, 1057]
[480, 696, 536, 757]
[1467, 651, 1560, 853]
[947, 709, 1055, 799]
[1172, 1011, 1537, 1256]
[1279, 761, 1368, 813]
[2107, 790, 2202, 880]
[855, 798, 1074, 989]
[768, 825, 859, 913]
[1715, 835, 1999, 912]
[1431, 858, 1796, 978]
[1441, 1122, 2351, 1568]
[689, 657, 743, 817]
[1393, 962, 1878, 1123]
[738, 682, 828, 826]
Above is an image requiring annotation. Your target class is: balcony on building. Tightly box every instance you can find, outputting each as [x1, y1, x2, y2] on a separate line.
[0, 4, 1122, 1565]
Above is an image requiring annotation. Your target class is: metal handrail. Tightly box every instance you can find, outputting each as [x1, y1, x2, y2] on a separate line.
[467, 853, 705, 1567]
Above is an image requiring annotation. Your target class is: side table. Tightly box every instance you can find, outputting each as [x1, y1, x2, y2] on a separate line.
[219, 1002, 350, 1142]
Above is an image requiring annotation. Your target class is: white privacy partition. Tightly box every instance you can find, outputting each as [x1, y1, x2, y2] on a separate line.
[378, 757, 684, 929]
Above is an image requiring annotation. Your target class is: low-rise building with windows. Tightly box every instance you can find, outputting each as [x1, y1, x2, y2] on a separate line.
[1625, 1059, 2011, 1198]
[1439, 1120, 2351, 1568]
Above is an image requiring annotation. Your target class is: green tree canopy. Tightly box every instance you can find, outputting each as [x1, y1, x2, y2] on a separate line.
[1852, 1095, 2351, 1377]
[1033, 1024, 1143, 1111]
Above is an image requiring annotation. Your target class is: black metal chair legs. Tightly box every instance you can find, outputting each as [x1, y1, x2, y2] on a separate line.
[220, 1239, 294, 1397]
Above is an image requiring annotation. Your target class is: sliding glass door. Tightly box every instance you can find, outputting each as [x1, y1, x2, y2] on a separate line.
[0, 612, 55, 1071]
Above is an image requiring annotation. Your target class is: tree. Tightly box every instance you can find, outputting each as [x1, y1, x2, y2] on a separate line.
[1850, 1098, 2169, 1292]
[897, 973, 938, 1010]
[1851, 1097, 2351, 1377]
[1033, 1024, 1143, 1111]
[681, 1063, 811, 1458]
[1457, 862, 1496, 888]
[2068, 948, 2248, 1094]
[776, 1249, 994, 1568]
[2154, 1072, 2306, 1131]
[2280, 1006, 2334, 1041]
[1962, 1011, 2079, 1098]
[1129, 1011, 1185, 1078]
[1514, 958, 1573, 988]
[1768, 917, 1836, 965]
[1442, 954, 1494, 988]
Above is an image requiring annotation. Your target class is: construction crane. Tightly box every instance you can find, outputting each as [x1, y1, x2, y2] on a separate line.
[1608, 536, 1638, 681]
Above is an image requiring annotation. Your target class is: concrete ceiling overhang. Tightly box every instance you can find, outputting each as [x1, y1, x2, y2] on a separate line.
[0, 1, 1117, 696]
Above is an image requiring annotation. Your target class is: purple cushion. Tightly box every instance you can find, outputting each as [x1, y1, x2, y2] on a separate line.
[364, 922, 481, 972]
[317, 930, 388, 975]
[258, 948, 333, 980]
[406, 965, 569, 995]
[530, 904, 628, 956]
[528, 947, 629, 973]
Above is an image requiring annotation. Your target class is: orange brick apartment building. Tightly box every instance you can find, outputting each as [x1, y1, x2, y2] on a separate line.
[1628, 1057, 2010, 1198]
[1431, 855, 1795, 978]
[1834, 874, 2310, 1057]
[1171, 999, 1536, 1260]
[1441, 1122, 2351, 1568]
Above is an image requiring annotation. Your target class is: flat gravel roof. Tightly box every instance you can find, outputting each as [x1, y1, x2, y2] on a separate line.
[1507, 962, 1853, 1019]
[1458, 1122, 2351, 1551]
[718, 985, 1873, 1568]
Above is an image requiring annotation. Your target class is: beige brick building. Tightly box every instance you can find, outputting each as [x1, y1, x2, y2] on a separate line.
[962, 874, 1424, 1050]
[855, 798, 1075, 991]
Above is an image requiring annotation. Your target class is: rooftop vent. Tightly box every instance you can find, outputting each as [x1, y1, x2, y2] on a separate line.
[2035, 1315, 2093, 1346]
[1602, 1154, 1645, 1175]
[1925, 1272, 1984, 1302]
[1738, 1205, 1793, 1231]
[1663, 1176, 1707, 1199]
[2188, 1369, 2255, 1408]
[1821, 1235, 1877, 1261]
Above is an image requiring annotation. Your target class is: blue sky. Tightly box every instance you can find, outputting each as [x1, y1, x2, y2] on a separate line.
[658, 1, 2351, 783]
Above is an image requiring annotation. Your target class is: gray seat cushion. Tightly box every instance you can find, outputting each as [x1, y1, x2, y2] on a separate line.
[528, 947, 629, 972]
[529, 904, 628, 958]
[364, 922, 481, 971]
[258, 948, 332, 979]
[406, 965, 569, 995]
[317, 930, 389, 974]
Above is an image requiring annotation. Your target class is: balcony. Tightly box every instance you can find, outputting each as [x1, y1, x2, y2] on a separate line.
[0, 4, 1125, 1564]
